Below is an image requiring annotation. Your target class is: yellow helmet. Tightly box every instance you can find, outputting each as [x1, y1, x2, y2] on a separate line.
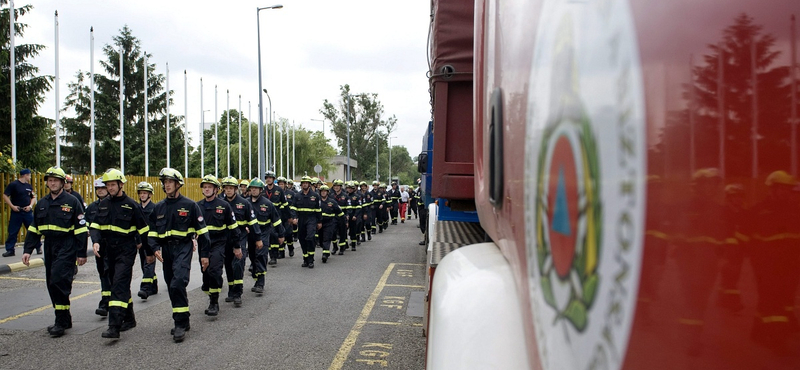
[200, 174, 221, 188]
[136, 181, 154, 193]
[765, 170, 798, 186]
[240, 180, 250, 187]
[158, 167, 184, 185]
[43, 166, 67, 181]
[220, 176, 239, 187]
[101, 168, 127, 184]
[319, 185, 330, 192]
[301, 176, 313, 183]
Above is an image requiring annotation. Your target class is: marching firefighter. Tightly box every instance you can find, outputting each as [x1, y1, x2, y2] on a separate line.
[247, 178, 283, 291]
[239, 180, 250, 197]
[85, 178, 111, 317]
[377, 183, 390, 232]
[263, 171, 291, 265]
[22, 166, 88, 337]
[369, 181, 382, 236]
[89, 168, 150, 340]
[288, 179, 299, 253]
[147, 168, 211, 342]
[221, 176, 259, 307]
[197, 175, 240, 316]
[331, 179, 348, 255]
[290, 176, 321, 268]
[346, 181, 363, 251]
[136, 181, 158, 299]
[408, 185, 418, 219]
[318, 185, 343, 263]
[360, 181, 374, 241]
[387, 181, 401, 225]
[277, 176, 295, 258]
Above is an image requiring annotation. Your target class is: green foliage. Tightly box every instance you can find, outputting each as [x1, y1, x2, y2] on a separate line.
[321, 84, 409, 181]
[61, 25, 190, 176]
[190, 108, 257, 179]
[0, 2, 54, 170]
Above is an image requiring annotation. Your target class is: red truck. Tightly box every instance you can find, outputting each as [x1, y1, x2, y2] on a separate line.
[423, 0, 800, 369]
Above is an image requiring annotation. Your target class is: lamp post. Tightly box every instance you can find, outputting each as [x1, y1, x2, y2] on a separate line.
[311, 118, 326, 143]
[257, 4, 283, 179]
[389, 136, 397, 184]
[263, 88, 272, 174]
[375, 136, 379, 183]
[346, 94, 352, 181]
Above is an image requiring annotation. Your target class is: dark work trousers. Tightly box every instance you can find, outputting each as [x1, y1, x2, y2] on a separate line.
[348, 217, 362, 245]
[95, 244, 111, 309]
[202, 241, 225, 301]
[138, 248, 158, 294]
[410, 199, 418, 217]
[105, 241, 137, 328]
[368, 208, 377, 233]
[225, 233, 247, 298]
[282, 225, 294, 254]
[162, 240, 193, 328]
[390, 204, 399, 223]
[321, 221, 336, 257]
[298, 216, 317, 263]
[336, 216, 348, 250]
[269, 233, 281, 261]
[5, 211, 36, 253]
[45, 239, 78, 326]
[419, 205, 428, 235]
[248, 232, 268, 288]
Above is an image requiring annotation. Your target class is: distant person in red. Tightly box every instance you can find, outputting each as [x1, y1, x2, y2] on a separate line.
[399, 186, 409, 223]
[3, 168, 38, 257]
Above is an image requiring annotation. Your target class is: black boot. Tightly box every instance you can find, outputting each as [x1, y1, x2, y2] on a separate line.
[205, 298, 219, 316]
[278, 249, 285, 259]
[172, 326, 186, 342]
[351, 242, 357, 252]
[367, 231, 372, 241]
[102, 326, 120, 339]
[120, 320, 137, 332]
[301, 256, 309, 268]
[95, 298, 109, 317]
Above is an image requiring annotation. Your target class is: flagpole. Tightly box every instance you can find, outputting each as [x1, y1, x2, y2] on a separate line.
[144, 51, 149, 177]
[55, 11, 60, 167]
[248, 101, 252, 179]
[9, 0, 15, 163]
[90, 26, 95, 175]
[166, 63, 170, 168]
[184, 70, 188, 177]
[214, 85, 218, 177]
[227, 89, 230, 176]
[238, 95, 242, 179]
[119, 43, 124, 173]
[292, 123, 295, 180]
[200, 78, 204, 176]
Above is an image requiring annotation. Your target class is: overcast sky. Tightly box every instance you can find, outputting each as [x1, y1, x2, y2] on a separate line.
[19, 0, 431, 166]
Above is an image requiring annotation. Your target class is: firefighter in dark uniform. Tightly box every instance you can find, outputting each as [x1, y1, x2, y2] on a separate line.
[312, 177, 322, 249]
[387, 182, 401, 225]
[369, 181, 382, 237]
[86, 178, 111, 317]
[89, 169, 150, 339]
[148, 168, 211, 342]
[290, 176, 321, 268]
[346, 181, 363, 251]
[22, 166, 88, 337]
[360, 181, 374, 241]
[318, 185, 342, 263]
[247, 178, 283, 291]
[197, 175, 240, 316]
[136, 181, 158, 299]
[287, 179, 299, 253]
[377, 183, 389, 232]
[220, 176, 259, 307]
[276, 176, 293, 258]
[331, 179, 348, 255]
[408, 185, 418, 219]
[239, 180, 249, 197]
[263, 171, 291, 265]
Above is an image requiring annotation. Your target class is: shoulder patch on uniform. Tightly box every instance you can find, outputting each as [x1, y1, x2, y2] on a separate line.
[198, 216, 204, 222]
[77, 214, 84, 220]
[121, 204, 132, 209]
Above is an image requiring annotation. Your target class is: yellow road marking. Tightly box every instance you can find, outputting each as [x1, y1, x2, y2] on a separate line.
[384, 284, 424, 288]
[0, 276, 100, 284]
[329, 263, 395, 370]
[0, 289, 101, 325]
[8, 258, 44, 271]
[395, 263, 425, 266]
[365, 321, 402, 326]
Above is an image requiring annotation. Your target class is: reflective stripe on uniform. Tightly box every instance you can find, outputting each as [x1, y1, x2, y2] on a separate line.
[172, 307, 190, 313]
[101, 291, 111, 297]
[209, 288, 222, 293]
[89, 224, 149, 235]
[109, 300, 129, 308]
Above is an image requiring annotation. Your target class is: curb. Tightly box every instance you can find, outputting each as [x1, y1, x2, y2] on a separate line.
[0, 257, 44, 274]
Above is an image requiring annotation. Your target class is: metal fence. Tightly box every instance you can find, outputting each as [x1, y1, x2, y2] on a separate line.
[0, 173, 220, 245]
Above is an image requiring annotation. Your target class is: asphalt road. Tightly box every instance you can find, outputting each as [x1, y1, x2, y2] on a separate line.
[0, 216, 427, 370]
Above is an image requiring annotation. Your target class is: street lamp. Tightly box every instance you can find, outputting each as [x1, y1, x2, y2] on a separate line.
[311, 118, 326, 142]
[257, 4, 283, 179]
[375, 135, 379, 183]
[263, 88, 273, 174]
[346, 94, 352, 181]
[389, 136, 397, 184]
